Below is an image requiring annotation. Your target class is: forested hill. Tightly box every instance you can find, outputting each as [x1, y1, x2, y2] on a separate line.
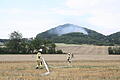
[36, 24, 105, 39]
[0, 24, 119, 46]
[36, 24, 120, 46]
[107, 32, 120, 44]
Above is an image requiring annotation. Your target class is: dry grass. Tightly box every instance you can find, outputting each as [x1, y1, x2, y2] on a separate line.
[1, 55, 120, 62]
[56, 43, 109, 55]
[0, 44, 119, 80]
[0, 61, 120, 80]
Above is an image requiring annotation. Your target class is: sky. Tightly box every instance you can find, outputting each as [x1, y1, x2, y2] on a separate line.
[0, 0, 120, 39]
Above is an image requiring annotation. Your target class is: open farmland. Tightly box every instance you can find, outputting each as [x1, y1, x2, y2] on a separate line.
[0, 44, 120, 80]
[56, 43, 109, 55]
[0, 61, 120, 80]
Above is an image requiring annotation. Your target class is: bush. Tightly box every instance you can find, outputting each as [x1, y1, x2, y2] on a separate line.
[0, 47, 11, 54]
[56, 50, 64, 54]
[108, 46, 120, 55]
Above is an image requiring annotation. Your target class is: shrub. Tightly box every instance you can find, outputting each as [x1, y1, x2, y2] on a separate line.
[108, 46, 120, 55]
[56, 50, 64, 54]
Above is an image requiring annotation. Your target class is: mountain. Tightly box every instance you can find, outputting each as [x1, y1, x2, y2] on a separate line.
[37, 24, 88, 39]
[45, 24, 88, 35]
[107, 32, 120, 44]
[36, 23, 110, 45]
[37, 24, 105, 39]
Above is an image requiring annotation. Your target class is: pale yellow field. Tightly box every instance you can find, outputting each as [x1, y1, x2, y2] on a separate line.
[0, 44, 119, 80]
[0, 61, 120, 80]
[56, 43, 109, 55]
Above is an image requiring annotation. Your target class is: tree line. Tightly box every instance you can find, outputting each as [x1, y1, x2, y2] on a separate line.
[0, 31, 64, 54]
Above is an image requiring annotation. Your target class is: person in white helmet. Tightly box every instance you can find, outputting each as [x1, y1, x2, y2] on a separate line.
[36, 49, 43, 69]
[67, 53, 74, 63]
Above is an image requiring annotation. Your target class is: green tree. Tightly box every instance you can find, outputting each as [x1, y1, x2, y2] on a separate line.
[6, 31, 22, 53]
[4, 31, 63, 54]
[31, 37, 43, 51]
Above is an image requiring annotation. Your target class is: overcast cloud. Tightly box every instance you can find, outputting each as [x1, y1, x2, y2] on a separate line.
[0, 0, 119, 39]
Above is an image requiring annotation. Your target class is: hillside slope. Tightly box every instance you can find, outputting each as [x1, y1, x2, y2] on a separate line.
[107, 32, 120, 44]
[36, 24, 108, 45]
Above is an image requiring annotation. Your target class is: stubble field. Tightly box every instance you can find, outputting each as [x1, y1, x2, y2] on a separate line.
[0, 61, 120, 80]
[0, 44, 120, 80]
[56, 43, 109, 55]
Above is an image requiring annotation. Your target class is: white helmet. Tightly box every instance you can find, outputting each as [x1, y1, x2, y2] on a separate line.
[68, 53, 71, 55]
[39, 49, 42, 52]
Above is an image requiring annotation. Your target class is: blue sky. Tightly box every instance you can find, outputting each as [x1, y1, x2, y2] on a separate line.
[0, 0, 120, 39]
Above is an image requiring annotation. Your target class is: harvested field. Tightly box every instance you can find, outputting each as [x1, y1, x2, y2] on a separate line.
[0, 44, 119, 80]
[0, 61, 120, 80]
[56, 43, 109, 55]
[1, 55, 120, 61]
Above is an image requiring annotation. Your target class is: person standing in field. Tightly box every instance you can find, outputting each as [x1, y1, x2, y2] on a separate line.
[67, 53, 74, 63]
[36, 49, 43, 69]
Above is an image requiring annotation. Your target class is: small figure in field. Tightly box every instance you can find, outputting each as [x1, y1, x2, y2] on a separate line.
[67, 53, 74, 63]
[36, 49, 43, 69]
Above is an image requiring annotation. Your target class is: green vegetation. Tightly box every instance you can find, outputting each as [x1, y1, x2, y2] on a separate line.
[36, 24, 120, 46]
[108, 46, 120, 55]
[107, 32, 120, 44]
[53, 32, 107, 45]
[37, 29, 120, 46]
[0, 31, 64, 54]
[37, 32, 111, 46]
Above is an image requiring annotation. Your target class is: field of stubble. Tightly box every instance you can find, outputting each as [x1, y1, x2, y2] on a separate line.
[56, 43, 108, 55]
[0, 61, 120, 80]
[0, 44, 120, 80]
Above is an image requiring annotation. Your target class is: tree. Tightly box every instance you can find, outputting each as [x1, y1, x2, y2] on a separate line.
[6, 31, 23, 53]
[31, 37, 43, 51]
[4, 31, 63, 54]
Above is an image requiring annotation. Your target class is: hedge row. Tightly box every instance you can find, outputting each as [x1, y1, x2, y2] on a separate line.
[108, 46, 120, 55]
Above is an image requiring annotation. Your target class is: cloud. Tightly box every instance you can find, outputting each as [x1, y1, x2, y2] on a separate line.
[88, 11, 120, 27]
[0, 8, 53, 15]
[66, 0, 100, 9]
[0, 7, 66, 38]
[66, 0, 120, 10]
[53, 8, 87, 16]
[87, 11, 120, 35]
[0, 8, 24, 14]
[0, 18, 62, 38]
[64, 0, 120, 34]
[0, 0, 120, 39]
